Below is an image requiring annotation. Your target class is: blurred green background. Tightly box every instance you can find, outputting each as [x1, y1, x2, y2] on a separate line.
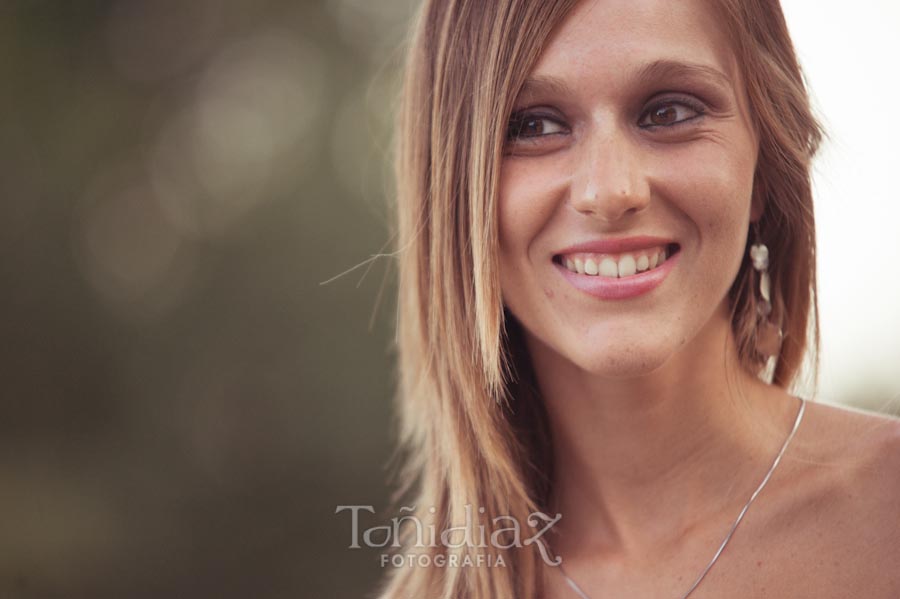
[1, 1, 414, 597]
[3, 2, 898, 599]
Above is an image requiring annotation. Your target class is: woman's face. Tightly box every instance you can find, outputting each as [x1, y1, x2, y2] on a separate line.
[498, 0, 759, 377]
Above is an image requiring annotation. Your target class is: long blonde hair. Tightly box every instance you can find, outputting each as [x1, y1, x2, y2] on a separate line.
[380, 0, 823, 597]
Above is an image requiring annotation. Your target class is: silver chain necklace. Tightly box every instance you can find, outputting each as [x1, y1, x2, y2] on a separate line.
[558, 396, 806, 599]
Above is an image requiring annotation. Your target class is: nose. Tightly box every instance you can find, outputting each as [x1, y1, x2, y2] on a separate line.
[570, 130, 651, 222]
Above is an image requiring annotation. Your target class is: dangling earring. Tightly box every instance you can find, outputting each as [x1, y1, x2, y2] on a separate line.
[749, 223, 783, 363]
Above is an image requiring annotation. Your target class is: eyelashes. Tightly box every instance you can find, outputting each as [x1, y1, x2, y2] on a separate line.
[507, 112, 568, 140]
[505, 96, 708, 144]
[637, 97, 706, 129]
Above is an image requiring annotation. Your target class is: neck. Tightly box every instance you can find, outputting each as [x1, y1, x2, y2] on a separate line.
[531, 302, 798, 558]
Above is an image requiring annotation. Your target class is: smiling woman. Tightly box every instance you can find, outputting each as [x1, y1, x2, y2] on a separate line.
[378, 1, 900, 598]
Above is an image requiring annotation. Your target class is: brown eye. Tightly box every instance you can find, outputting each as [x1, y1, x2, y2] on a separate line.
[639, 100, 705, 128]
[650, 104, 678, 125]
[507, 114, 566, 141]
[521, 118, 545, 136]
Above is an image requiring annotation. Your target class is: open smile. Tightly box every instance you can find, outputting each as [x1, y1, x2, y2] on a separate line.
[553, 242, 678, 278]
[552, 241, 681, 300]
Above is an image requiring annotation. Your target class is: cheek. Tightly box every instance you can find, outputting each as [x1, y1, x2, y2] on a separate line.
[659, 140, 754, 240]
[498, 159, 566, 259]
[498, 159, 567, 311]
[653, 140, 756, 293]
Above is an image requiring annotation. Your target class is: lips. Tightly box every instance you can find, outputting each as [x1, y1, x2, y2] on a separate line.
[552, 236, 681, 300]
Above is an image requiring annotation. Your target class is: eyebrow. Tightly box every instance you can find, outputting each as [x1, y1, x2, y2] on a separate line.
[515, 59, 732, 103]
[633, 59, 732, 89]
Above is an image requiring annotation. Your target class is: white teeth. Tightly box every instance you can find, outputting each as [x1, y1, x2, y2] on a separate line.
[560, 246, 675, 277]
[599, 257, 618, 277]
[636, 255, 650, 272]
[618, 254, 636, 277]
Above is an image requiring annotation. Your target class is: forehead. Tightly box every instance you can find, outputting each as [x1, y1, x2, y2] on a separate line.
[529, 0, 737, 93]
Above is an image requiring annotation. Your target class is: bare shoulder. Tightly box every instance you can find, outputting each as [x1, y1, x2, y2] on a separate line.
[786, 398, 899, 466]
[828, 401, 900, 582]
[834, 402, 900, 541]
[776, 399, 900, 596]
[794, 398, 900, 508]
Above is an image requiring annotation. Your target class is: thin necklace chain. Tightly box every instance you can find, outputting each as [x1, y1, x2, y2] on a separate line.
[558, 396, 807, 599]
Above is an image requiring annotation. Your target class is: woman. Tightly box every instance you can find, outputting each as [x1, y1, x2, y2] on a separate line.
[380, 0, 900, 597]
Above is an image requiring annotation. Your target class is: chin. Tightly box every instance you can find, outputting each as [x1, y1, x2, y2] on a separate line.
[557, 334, 677, 379]
[574, 351, 668, 379]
